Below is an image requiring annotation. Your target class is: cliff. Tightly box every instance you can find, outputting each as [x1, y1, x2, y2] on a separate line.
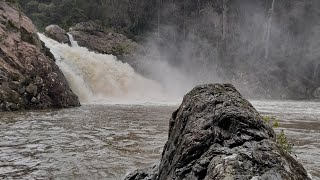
[0, 0, 80, 111]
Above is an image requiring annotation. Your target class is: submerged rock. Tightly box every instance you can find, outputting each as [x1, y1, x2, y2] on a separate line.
[125, 84, 310, 180]
[68, 21, 139, 61]
[45, 24, 70, 45]
[0, 1, 80, 111]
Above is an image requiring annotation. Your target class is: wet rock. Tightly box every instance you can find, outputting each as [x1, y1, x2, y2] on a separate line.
[0, 1, 80, 111]
[125, 164, 159, 180]
[8, 81, 20, 90]
[41, 40, 55, 60]
[6, 102, 18, 111]
[26, 83, 37, 96]
[126, 84, 311, 180]
[18, 86, 25, 95]
[314, 87, 320, 99]
[0, 70, 7, 83]
[68, 21, 139, 61]
[45, 25, 70, 45]
[31, 97, 36, 103]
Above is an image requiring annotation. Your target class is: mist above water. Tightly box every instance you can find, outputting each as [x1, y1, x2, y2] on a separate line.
[39, 0, 320, 103]
[38, 34, 178, 105]
[131, 0, 320, 100]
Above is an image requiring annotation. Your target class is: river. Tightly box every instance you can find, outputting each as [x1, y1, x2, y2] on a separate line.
[0, 100, 319, 179]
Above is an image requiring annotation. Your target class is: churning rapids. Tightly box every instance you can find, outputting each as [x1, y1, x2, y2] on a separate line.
[0, 35, 319, 179]
[38, 33, 175, 105]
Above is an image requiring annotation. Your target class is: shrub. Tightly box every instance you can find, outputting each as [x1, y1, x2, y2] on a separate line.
[262, 116, 294, 154]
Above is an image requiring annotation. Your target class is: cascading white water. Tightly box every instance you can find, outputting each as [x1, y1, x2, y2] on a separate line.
[67, 33, 79, 47]
[38, 33, 173, 104]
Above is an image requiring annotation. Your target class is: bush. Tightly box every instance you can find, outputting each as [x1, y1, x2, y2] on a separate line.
[262, 116, 294, 154]
[277, 129, 294, 154]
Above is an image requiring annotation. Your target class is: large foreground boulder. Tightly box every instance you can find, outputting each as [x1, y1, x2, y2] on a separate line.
[0, 1, 80, 111]
[126, 84, 310, 180]
[44, 24, 70, 45]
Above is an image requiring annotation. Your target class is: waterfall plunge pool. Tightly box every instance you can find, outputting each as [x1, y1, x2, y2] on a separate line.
[0, 100, 319, 179]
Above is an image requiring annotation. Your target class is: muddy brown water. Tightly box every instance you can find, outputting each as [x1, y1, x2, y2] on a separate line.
[0, 100, 319, 179]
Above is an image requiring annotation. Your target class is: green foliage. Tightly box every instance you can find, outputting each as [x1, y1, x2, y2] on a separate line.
[262, 116, 294, 154]
[5, 0, 19, 5]
[17, 0, 89, 31]
[112, 43, 131, 55]
[17, 0, 156, 37]
[262, 116, 279, 128]
[277, 130, 294, 154]
[25, 1, 39, 13]
[60, 7, 88, 30]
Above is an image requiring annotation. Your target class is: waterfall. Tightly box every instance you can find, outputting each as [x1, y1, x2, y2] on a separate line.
[264, 0, 275, 60]
[222, 0, 227, 40]
[67, 33, 79, 47]
[38, 33, 172, 104]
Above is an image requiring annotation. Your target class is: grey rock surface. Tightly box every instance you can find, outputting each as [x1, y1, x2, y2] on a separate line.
[68, 21, 139, 61]
[126, 84, 310, 180]
[45, 24, 70, 45]
[0, 1, 80, 111]
[313, 87, 320, 99]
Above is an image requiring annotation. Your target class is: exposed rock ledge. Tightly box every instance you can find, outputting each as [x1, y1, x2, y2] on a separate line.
[0, 1, 80, 111]
[314, 87, 320, 99]
[68, 21, 140, 61]
[45, 24, 70, 45]
[126, 84, 310, 180]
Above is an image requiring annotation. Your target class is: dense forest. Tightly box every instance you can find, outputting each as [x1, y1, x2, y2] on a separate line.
[18, 0, 157, 38]
[17, 0, 320, 99]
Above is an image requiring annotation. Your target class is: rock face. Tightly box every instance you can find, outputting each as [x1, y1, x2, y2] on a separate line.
[69, 21, 139, 61]
[0, 1, 80, 111]
[314, 87, 320, 99]
[45, 24, 70, 45]
[126, 84, 310, 180]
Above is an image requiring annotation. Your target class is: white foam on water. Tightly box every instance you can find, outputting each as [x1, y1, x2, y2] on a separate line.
[38, 33, 178, 105]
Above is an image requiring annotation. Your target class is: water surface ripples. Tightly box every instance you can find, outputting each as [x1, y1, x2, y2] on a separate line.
[0, 100, 319, 179]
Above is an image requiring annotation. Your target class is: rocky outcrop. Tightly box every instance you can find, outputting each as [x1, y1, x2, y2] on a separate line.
[44, 24, 70, 45]
[68, 21, 139, 61]
[314, 87, 320, 99]
[0, 1, 80, 111]
[126, 84, 310, 180]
